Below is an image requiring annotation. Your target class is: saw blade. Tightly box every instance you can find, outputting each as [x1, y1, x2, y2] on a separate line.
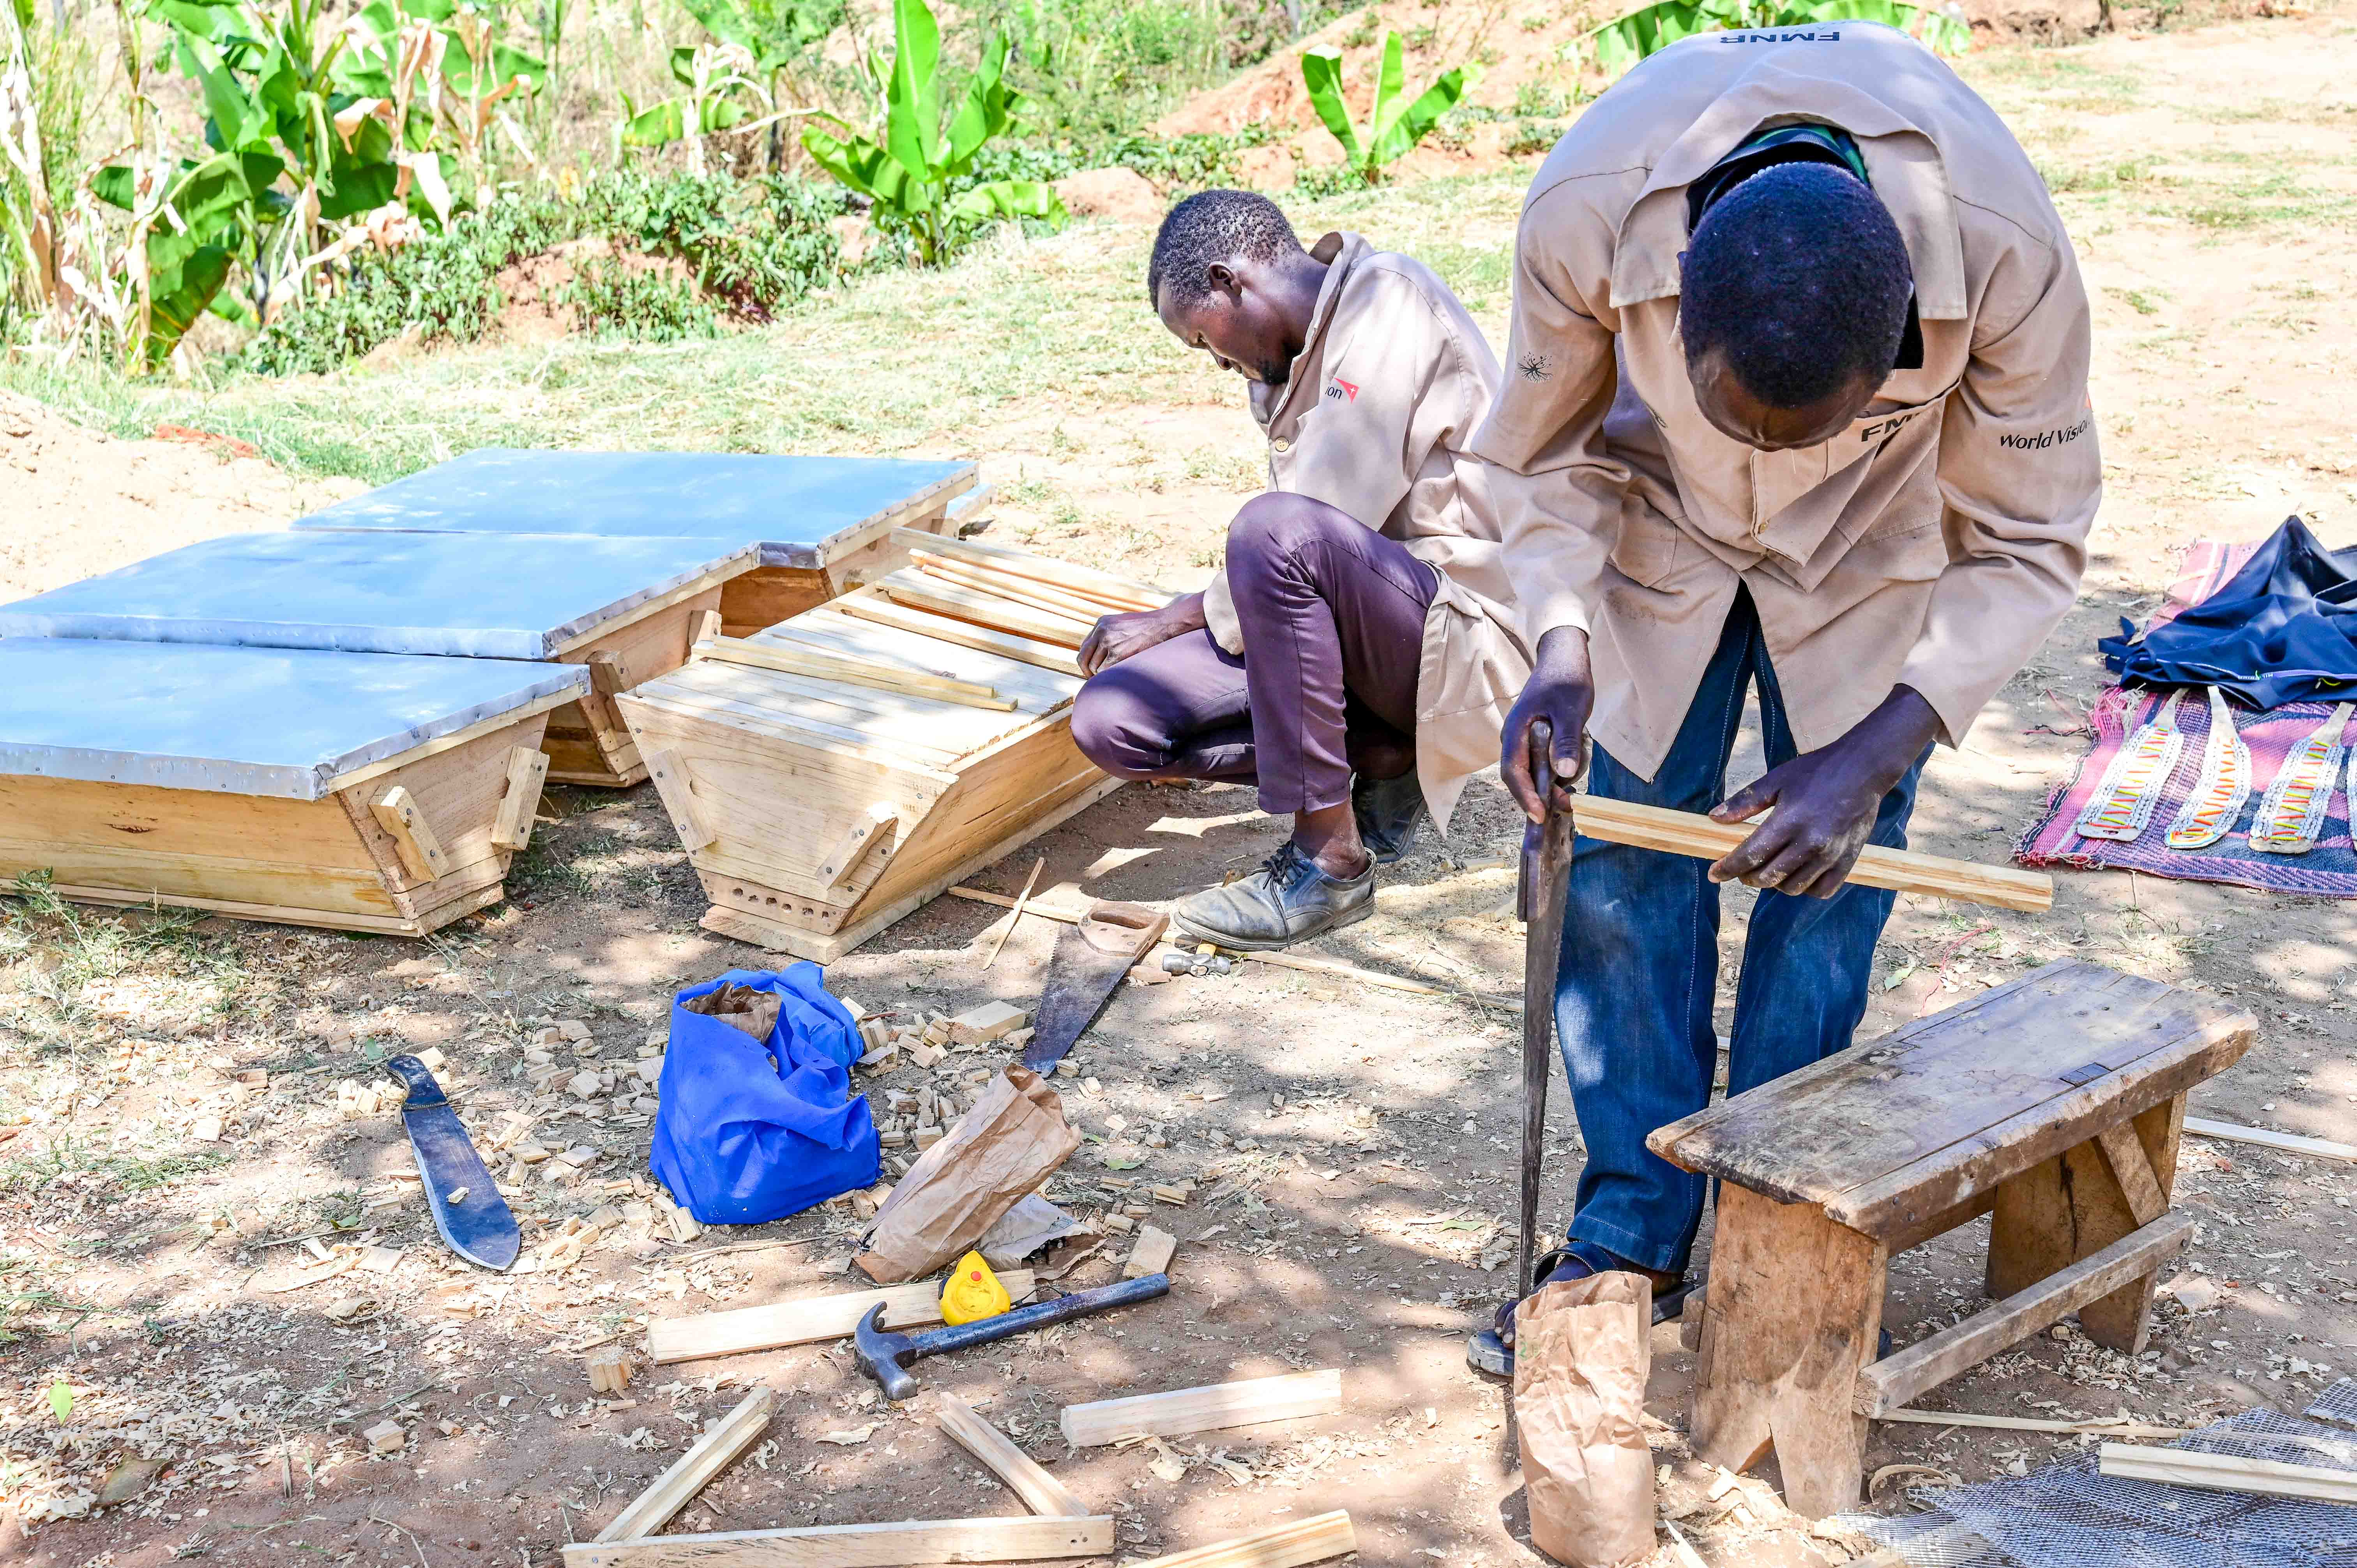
[386, 1054, 519, 1272]
[1022, 902, 1168, 1072]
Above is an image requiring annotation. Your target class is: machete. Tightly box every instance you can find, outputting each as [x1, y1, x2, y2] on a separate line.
[385, 1054, 519, 1271]
[1516, 733, 1578, 1302]
[1022, 901, 1170, 1073]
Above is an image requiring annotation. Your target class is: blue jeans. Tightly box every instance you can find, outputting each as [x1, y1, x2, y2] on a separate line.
[1558, 590, 1928, 1275]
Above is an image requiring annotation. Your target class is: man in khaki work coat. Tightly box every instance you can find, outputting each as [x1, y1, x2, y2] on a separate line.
[1469, 21, 2099, 1370]
[1069, 189, 1530, 949]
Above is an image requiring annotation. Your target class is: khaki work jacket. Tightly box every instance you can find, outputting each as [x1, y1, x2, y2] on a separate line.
[1203, 231, 1530, 827]
[1470, 22, 2099, 780]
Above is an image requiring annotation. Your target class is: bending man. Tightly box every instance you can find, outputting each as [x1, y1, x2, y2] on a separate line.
[1472, 23, 2098, 1367]
[1071, 190, 1528, 950]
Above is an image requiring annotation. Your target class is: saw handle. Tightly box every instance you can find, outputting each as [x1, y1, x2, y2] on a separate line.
[1074, 900, 1169, 957]
[1519, 726, 1579, 923]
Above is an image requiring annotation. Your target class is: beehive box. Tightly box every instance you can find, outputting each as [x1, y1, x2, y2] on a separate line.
[0, 530, 758, 788]
[616, 601, 1114, 961]
[0, 640, 586, 934]
[291, 449, 979, 636]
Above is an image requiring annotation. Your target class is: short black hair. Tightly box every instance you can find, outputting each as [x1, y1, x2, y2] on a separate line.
[1147, 189, 1300, 306]
[1679, 162, 1912, 409]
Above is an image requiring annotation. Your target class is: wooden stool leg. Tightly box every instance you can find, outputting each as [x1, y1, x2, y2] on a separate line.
[1693, 1184, 1888, 1518]
[1988, 1092, 2185, 1353]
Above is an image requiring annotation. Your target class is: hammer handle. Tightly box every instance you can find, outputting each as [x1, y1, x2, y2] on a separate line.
[906, 1273, 1169, 1361]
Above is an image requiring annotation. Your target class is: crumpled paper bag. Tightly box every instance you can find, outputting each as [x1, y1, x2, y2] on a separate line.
[1515, 1271, 1654, 1566]
[854, 1065, 1079, 1283]
[679, 980, 781, 1042]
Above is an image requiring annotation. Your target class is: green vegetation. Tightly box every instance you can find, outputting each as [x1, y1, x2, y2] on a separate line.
[1300, 30, 1468, 187]
[801, 0, 1062, 266]
[244, 169, 841, 373]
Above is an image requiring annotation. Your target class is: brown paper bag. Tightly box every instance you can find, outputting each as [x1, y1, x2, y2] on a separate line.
[679, 982, 780, 1042]
[853, 1065, 1080, 1283]
[1515, 1271, 1655, 1567]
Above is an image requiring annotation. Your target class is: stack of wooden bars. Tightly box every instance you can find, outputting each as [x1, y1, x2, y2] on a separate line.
[618, 534, 1173, 961]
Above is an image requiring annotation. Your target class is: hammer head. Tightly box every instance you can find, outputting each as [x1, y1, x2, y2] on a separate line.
[851, 1303, 920, 1401]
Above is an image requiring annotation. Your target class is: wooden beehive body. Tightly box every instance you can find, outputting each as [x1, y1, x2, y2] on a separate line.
[618, 601, 1111, 962]
[0, 641, 584, 935]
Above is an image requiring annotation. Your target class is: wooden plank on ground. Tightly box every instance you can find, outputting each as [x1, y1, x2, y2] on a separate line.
[2185, 1115, 2357, 1164]
[1060, 1369, 1341, 1447]
[562, 1514, 1114, 1568]
[1119, 1511, 1357, 1568]
[1857, 1211, 2193, 1416]
[2097, 1442, 2357, 1504]
[592, 1385, 775, 1543]
[929, 1393, 1088, 1516]
[648, 1273, 1036, 1363]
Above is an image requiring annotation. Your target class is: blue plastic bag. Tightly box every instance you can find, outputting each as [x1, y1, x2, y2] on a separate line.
[649, 965, 880, 1225]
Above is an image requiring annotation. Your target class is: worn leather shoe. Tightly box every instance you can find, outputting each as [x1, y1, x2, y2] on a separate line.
[1465, 1241, 1694, 1378]
[1172, 841, 1374, 952]
[1352, 770, 1428, 865]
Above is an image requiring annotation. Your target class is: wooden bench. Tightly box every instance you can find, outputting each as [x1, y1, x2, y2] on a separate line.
[1648, 959, 2255, 1517]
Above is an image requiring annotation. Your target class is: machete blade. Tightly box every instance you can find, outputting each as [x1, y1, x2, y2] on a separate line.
[1022, 901, 1170, 1072]
[385, 1054, 519, 1272]
[1517, 743, 1577, 1298]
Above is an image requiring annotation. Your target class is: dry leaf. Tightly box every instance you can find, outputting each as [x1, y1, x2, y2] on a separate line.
[818, 1423, 878, 1446]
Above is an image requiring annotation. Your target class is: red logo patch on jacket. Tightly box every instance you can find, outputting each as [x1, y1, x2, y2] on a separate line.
[1325, 377, 1359, 403]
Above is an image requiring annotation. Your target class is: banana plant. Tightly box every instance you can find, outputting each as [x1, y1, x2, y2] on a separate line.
[1579, 0, 1968, 77]
[1299, 32, 1466, 187]
[89, 0, 542, 361]
[799, 0, 1062, 266]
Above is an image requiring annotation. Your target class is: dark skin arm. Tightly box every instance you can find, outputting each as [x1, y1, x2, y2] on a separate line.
[1077, 591, 1209, 678]
[1500, 626, 1941, 898]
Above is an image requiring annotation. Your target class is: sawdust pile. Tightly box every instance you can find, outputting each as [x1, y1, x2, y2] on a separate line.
[0, 392, 366, 599]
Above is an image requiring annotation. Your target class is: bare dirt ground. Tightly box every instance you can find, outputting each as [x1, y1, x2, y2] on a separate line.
[8, 10, 2357, 1568]
[0, 393, 367, 599]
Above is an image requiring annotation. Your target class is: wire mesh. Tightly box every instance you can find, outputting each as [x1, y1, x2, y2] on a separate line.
[1834, 1407, 2357, 1568]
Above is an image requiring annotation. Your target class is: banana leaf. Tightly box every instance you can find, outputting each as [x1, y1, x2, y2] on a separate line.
[144, 232, 234, 360]
[944, 177, 1064, 226]
[944, 31, 1018, 173]
[1299, 45, 1359, 168]
[882, 0, 942, 189]
[1368, 63, 1463, 169]
[620, 94, 687, 148]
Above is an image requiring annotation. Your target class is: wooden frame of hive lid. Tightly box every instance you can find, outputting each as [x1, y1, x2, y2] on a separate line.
[0, 640, 587, 936]
[0, 530, 762, 790]
[618, 544, 1175, 962]
[285, 449, 980, 639]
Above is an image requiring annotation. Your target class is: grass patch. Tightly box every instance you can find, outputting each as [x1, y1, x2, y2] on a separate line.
[0, 1139, 233, 1196]
[0, 172, 1526, 487]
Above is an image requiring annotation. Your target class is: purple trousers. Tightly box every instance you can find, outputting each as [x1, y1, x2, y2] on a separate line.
[1071, 493, 1437, 815]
